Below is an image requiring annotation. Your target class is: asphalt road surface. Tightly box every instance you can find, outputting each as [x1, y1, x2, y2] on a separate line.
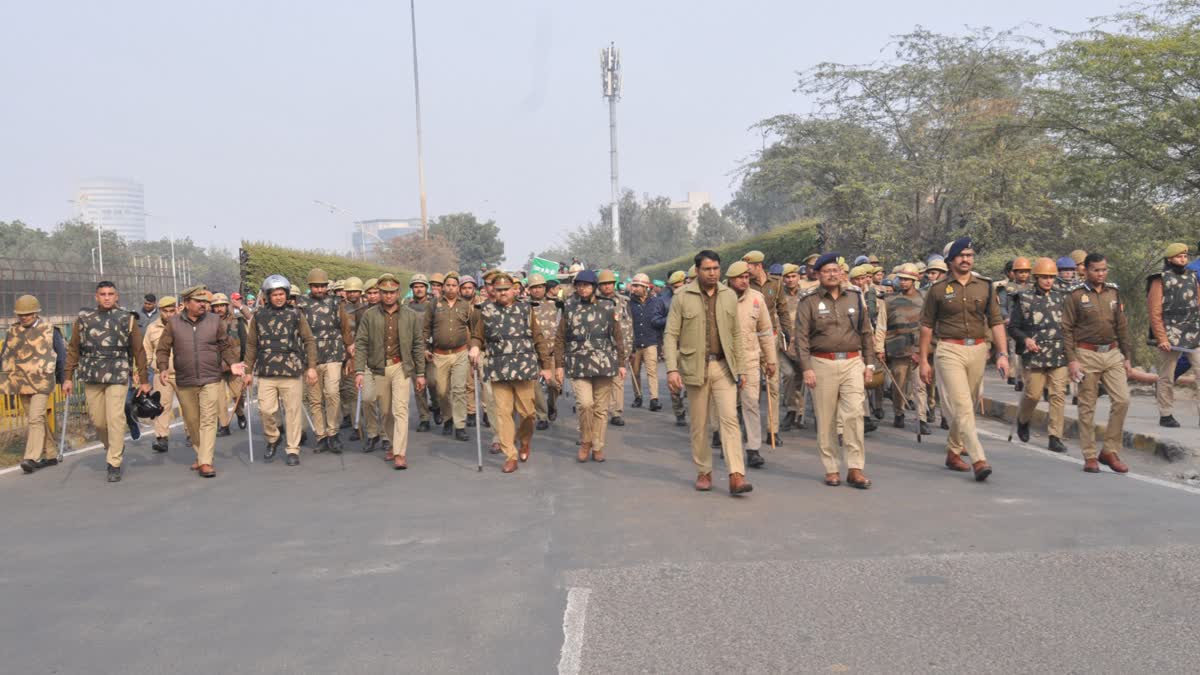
[3, 380, 1199, 674]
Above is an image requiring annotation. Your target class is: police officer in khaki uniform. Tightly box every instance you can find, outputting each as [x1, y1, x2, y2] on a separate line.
[143, 296, 179, 453]
[652, 271, 688, 425]
[743, 250, 789, 446]
[1147, 243, 1200, 428]
[209, 293, 244, 437]
[337, 276, 366, 433]
[778, 263, 802, 430]
[64, 281, 151, 483]
[796, 254, 876, 488]
[424, 271, 474, 441]
[664, 250, 753, 496]
[726, 261, 776, 470]
[406, 274, 438, 432]
[3, 295, 67, 475]
[626, 273, 661, 411]
[1010, 258, 1070, 452]
[918, 238, 1009, 482]
[350, 277, 384, 449]
[850, 264, 884, 433]
[527, 274, 561, 429]
[1063, 253, 1132, 474]
[458, 275, 482, 428]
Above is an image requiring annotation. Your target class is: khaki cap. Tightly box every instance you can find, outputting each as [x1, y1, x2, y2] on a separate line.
[782, 263, 800, 275]
[409, 273, 429, 288]
[443, 271, 460, 282]
[1069, 249, 1088, 266]
[667, 271, 686, 285]
[492, 273, 515, 290]
[849, 264, 873, 279]
[377, 274, 401, 291]
[1165, 242, 1189, 258]
[726, 260, 750, 278]
[527, 273, 547, 287]
[429, 272, 445, 285]
[742, 250, 765, 264]
[158, 296, 177, 309]
[364, 277, 379, 291]
[483, 268, 502, 283]
[896, 264, 921, 281]
[210, 293, 230, 306]
[181, 285, 211, 302]
[630, 273, 651, 287]
[686, 265, 697, 278]
[803, 253, 820, 265]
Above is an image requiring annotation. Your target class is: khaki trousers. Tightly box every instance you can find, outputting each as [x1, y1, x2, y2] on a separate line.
[631, 345, 659, 400]
[534, 380, 558, 421]
[492, 379, 536, 461]
[811, 356, 867, 473]
[370, 361, 411, 456]
[413, 359, 437, 422]
[432, 350, 469, 429]
[685, 359, 745, 476]
[888, 357, 926, 421]
[357, 372, 381, 438]
[340, 365, 357, 421]
[85, 383, 128, 467]
[306, 361, 342, 437]
[1076, 348, 1130, 459]
[151, 372, 176, 438]
[258, 377, 304, 454]
[1017, 366, 1068, 437]
[20, 393, 57, 461]
[466, 365, 478, 415]
[778, 348, 796, 414]
[610, 368, 626, 416]
[739, 367, 763, 450]
[765, 366, 780, 434]
[933, 341, 988, 463]
[218, 374, 244, 428]
[572, 376, 613, 450]
[1156, 348, 1200, 417]
[177, 382, 221, 465]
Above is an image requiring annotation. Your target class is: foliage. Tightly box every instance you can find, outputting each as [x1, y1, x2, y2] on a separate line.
[128, 237, 239, 293]
[378, 233, 459, 276]
[240, 241, 407, 295]
[430, 212, 504, 272]
[640, 219, 822, 282]
[692, 205, 744, 248]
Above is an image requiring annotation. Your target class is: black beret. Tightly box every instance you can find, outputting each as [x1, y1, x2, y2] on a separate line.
[813, 252, 840, 271]
[946, 237, 973, 261]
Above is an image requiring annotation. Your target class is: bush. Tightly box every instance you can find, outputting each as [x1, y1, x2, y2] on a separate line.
[240, 242, 411, 294]
[638, 219, 822, 281]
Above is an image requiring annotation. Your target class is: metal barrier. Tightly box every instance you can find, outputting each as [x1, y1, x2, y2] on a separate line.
[0, 256, 178, 318]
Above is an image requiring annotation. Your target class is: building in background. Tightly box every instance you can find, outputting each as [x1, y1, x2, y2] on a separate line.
[670, 191, 712, 235]
[73, 178, 147, 241]
[351, 218, 422, 257]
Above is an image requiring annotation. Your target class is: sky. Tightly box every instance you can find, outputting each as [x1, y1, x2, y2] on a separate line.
[0, 0, 1128, 266]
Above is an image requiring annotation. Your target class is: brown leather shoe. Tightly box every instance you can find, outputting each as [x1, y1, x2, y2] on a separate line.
[578, 442, 592, 463]
[502, 458, 518, 473]
[729, 472, 753, 495]
[385, 450, 395, 461]
[190, 462, 200, 471]
[592, 448, 605, 462]
[1083, 457, 1100, 473]
[489, 442, 502, 455]
[198, 464, 215, 478]
[393, 455, 407, 470]
[945, 451, 971, 472]
[1099, 451, 1129, 474]
[694, 472, 712, 491]
[824, 473, 841, 486]
[518, 440, 531, 462]
[972, 460, 992, 482]
[846, 468, 871, 489]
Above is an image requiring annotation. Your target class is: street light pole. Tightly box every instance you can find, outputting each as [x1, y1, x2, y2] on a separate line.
[601, 43, 622, 254]
[410, 0, 429, 240]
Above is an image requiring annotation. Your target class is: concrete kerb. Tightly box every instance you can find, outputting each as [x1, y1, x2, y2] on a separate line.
[979, 397, 1192, 463]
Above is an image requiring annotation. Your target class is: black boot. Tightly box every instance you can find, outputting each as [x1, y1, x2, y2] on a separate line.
[20, 459, 37, 474]
[265, 438, 281, 461]
[648, 398, 661, 412]
[1014, 380, 1023, 392]
[1006, 376, 1016, 385]
[328, 434, 343, 454]
[286, 453, 300, 467]
[1017, 421, 1030, 443]
[152, 437, 169, 453]
[106, 464, 122, 482]
[863, 416, 878, 434]
[711, 431, 722, 448]
[940, 416, 950, 430]
[766, 432, 783, 447]
[381, 439, 392, 453]
[237, 413, 247, 430]
[433, 408, 444, 426]
[1160, 415, 1181, 428]
[455, 428, 469, 441]
[782, 410, 796, 431]
[632, 396, 643, 408]
[315, 437, 329, 453]
[349, 428, 361, 441]
[1048, 436, 1067, 453]
[467, 413, 477, 427]
[675, 414, 687, 427]
[417, 420, 431, 432]
[481, 413, 490, 428]
[341, 415, 352, 429]
[872, 405, 885, 420]
[919, 421, 932, 435]
[893, 414, 905, 429]
[548, 406, 557, 421]
[746, 449, 765, 468]
[217, 425, 231, 437]
[536, 420, 549, 430]
[300, 430, 308, 446]
[442, 420, 453, 436]
[364, 436, 379, 453]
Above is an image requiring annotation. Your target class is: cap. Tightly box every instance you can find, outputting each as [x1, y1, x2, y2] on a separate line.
[686, 265, 697, 278]
[443, 271, 459, 282]
[726, 260, 750, 278]
[854, 255, 870, 266]
[181, 285, 211, 302]
[409, 273, 429, 288]
[946, 237, 973, 261]
[246, 293, 256, 300]
[429, 272, 445, 285]
[653, 279, 665, 287]
[575, 270, 599, 285]
[483, 268, 503, 284]
[782, 263, 800, 275]
[1165, 242, 1189, 258]
[289, 285, 300, 297]
[158, 296, 177, 309]
[527, 273, 546, 287]
[210, 293, 230, 306]
[492, 273, 515, 290]
[768, 263, 784, 276]
[1069, 249, 1088, 266]
[377, 274, 401, 291]
[803, 253, 820, 265]
[813, 253, 840, 272]
[364, 278, 379, 291]
[597, 270, 617, 284]
[667, 271, 686, 285]
[849, 264, 873, 279]
[742, 250, 765, 264]
[896, 263, 921, 281]
[231, 292, 243, 301]
[868, 255, 880, 264]
[630, 273, 651, 287]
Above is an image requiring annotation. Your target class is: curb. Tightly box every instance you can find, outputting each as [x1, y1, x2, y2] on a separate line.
[979, 396, 1192, 463]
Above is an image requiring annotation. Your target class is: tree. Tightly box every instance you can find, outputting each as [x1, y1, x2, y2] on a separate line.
[430, 212, 504, 272]
[379, 233, 459, 275]
[692, 205, 745, 248]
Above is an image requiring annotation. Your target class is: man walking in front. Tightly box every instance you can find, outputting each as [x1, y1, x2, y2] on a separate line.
[297, 268, 348, 452]
[664, 250, 752, 496]
[4, 295, 67, 475]
[726, 261, 776, 470]
[424, 271, 473, 442]
[1010, 258, 1070, 452]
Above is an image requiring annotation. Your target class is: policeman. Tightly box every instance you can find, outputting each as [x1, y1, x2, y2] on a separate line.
[155, 286, 243, 477]
[778, 263, 802, 430]
[796, 254, 876, 488]
[1055, 257, 1078, 291]
[209, 293, 245, 436]
[468, 273, 554, 473]
[1147, 243, 1200, 428]
[1010, 258, 1070, 452]
[651, 270, 688, 426]
[243, 275, 318, 466]
[922, 257, 947, 290]
[883, 264, 929, 434]
[726, 261, 776, 470]
[626, 273, 661, 411]
[743, 250, 789, 446]
[918, 238, 1009, 482]
[527, 274, 561, 430]
[296, 268, 348, 452]
[143, 296, 178, 453]
[1001, 257, 1033, 390]
[63, 281, 151, 483]
[338, 277, 366, 434]
[556, 269, 626, 462]
[354, 273, 425, 468]
[406, 274, 438, 432]
[424, 271, 473, 441]
[429, 272, 445, 301]
[352, 277, 384, 449]
[4, 295, 67, 474]
[1063, 253, 1131, 473]
[459, 275, 482, 428]
[850, 264, 884, 433]
[596, 270, 631, 427]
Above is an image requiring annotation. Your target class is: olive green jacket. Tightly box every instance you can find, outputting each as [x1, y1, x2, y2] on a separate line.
[354, 303, 425, 377]
[663, 281, 744, 386]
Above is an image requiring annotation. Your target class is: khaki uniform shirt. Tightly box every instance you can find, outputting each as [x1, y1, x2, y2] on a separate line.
[735, 288, 776, 371]
[920, 275, 1003, 340]
[425, 297, 474, 350]
[794, 287, 876, 372]
[1062, 283, 1131, 362]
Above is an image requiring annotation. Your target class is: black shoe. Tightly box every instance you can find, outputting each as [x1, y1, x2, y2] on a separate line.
[417, 420, 431, 432]
[766, 432, 782, 447]
[20, 459, 37, 474]
[675, 414, 687, 427]
[482, 413, 490, 428]
[349, 428, 361, 441]
[286, 453, 300, 467]
[893, 414, 906, 429]
[341, 415, 352, 429]
[872, 406, 885, 420]
[1098, 383, 1108, 398]
[632, 396, 643, 408]
[381, 439, 392, 453]
[781, 410, 796, 431]
[536, 420, 549, 431]
[217, 425, 231, 437]
[328, 435, 343, 454]
[919, 421, 932, 435]
[467, 413, 477, 427]
[548, 407, 557, 421]
[442, 420, 454, 436]
[609, 416, 625, 427]
[364, 436, 379, 452]
[746, 449, 765, 468]
[1071, 395, 1078, 406]
[106, 464, 122, 482]
[315, 437, 329, 453]
[940, 417, 950, 430]
[433, 409, 444, 426]
[863, 416, 878, 434]
[1014, 380, 1023, 392]
[300, 430, 308, 446]
[265, 439, 281, 461]
[649, 398, 662, 411]
[1006, 376, 1016, 385]
[36, 457, 59, 469]
[237, 414, 247, 430]
[152, 437, 169, 453]
[1048, 436, 1067, 453]
[795, 417, 808, 430]
[1160, 415, 1181, 428]
[455, 428, 469, 441]
[712, 432, 722, 448]
[1017, 421, 1030, 443]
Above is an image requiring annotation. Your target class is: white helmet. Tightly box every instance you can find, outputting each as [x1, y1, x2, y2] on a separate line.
[261, 274, 290, 293]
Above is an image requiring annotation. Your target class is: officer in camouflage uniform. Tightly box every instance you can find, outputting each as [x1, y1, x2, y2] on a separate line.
[296, 268, 348, 452]
[3, 295, 67, 475]
[338, 276, 366, 436]
[596, 270, 631, 427]
[243, 275, 319, 466]
[1055, 257, 1079, 292]
[468, 273, 554, 473]
[1010, 258, 1070, 452]
[556, 270, 627, 462]
[1000, 257, 1033, 390]
[883, 264, 929, 434]
[63, 281, 151, 482]
[143, 296, 179, 453]
[527, 274, 561, 430]
[1147, 243, 1200, 428]
[406, 273, 439, 432]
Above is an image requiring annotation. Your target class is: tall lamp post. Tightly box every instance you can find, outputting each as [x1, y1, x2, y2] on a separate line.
[144, 212, 178, 297]
[601, 43, 622, 253]
[410, 0, 429, 240]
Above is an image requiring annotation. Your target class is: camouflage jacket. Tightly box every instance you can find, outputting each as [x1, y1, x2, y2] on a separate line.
[297, 295, 345, 364]
[244, 304, 318, 378]
[531, 299, 559, 354]
[556, 295, 626, 379]
[468, 300, 552, 382]
[599, 292, 632, 363]
[1010, 286, 1068, 369]
[1147, 267, 1200, 349]
[884, 291, 924, 358]
[66, 307, 147, 385]
[1, 319, 65, 395]
[998, 280, 1030, 320]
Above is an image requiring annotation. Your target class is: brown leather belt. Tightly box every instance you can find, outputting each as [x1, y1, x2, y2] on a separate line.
[941, 338, 986, 346]
[389, 356, 403, 364]
[812, 351, 860, 360]
[432, 345, 467, 355]
[1078, 342, 1118, 353]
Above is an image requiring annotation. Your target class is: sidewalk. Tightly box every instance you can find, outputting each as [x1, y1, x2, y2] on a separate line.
[977, 369, 1200, 462]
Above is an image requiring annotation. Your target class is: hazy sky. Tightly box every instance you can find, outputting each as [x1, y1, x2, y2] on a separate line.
[1, 1, 1126, 266]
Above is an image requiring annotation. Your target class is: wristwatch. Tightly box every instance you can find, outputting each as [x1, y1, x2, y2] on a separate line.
[996, 352, 1009, 359]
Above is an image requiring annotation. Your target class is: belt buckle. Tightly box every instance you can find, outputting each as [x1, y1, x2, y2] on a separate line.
[1097, 344, 1111, 353]
[964, 338, 978, 346]
[834, 352, 847, 360]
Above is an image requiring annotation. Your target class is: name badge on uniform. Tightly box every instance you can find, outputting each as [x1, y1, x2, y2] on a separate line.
[945, 286, 955, 296]
[848, 307, 855, 314]
[817, 301, 829, 315]
[1081, 294, 1090, 304]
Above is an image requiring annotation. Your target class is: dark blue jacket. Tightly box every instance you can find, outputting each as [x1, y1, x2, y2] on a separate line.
[628, 295, 660, 349]
[648, 288, 673, 333]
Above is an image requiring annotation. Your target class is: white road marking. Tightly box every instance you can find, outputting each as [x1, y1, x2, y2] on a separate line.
[0, 419, 186, 477]
[558, 586, 592, 675]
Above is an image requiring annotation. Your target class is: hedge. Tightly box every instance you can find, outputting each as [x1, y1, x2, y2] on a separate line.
[638, 219, 822, 281]
[240, 242, 412, 294]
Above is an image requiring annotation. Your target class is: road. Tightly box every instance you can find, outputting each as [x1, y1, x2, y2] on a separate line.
[2, 378, 1199, 674]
